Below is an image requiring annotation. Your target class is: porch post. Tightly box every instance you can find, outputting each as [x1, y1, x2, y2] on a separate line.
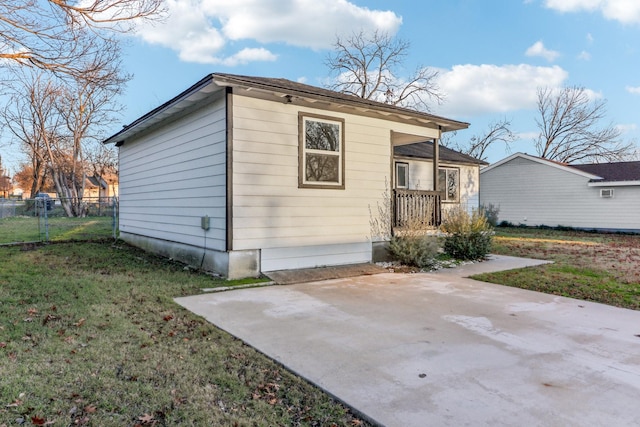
[433, 126, 441, 192]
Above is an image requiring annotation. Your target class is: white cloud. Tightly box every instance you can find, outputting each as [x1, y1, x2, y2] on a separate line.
[616, 123, 637, 133]
[525, 41, 560, 62]
[135, 0, 402, 65]
[516, 131, 540, 141]
[434, 64, 569, 117]
[578, 50, 591, 60]
[626, 86, 640, 94]
[544, 0, 640, 24]
[220, 48, 277, 66]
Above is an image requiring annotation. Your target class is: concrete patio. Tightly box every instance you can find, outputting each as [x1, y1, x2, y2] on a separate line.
[175, 256, 640, 426]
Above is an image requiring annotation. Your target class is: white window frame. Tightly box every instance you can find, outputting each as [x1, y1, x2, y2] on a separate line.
[438, 167, 460, 202]
[395, 162, 409, 189]
[299, 113, 345, 189]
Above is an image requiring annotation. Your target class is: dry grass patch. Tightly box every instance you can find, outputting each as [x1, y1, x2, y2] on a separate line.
[473, 228, 640, 310]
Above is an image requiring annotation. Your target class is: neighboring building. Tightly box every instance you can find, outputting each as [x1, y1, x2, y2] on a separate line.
[0, 156, 11, 198]
[84, 173, 119, 199]
[480, 153, 640, 232]
[104, 73, 469, 278]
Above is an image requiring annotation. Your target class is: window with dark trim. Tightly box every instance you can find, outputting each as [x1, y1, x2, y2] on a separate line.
[438, 167, 459, 202]
[395, 162, 409, 189]
[299, 113, 345, 189]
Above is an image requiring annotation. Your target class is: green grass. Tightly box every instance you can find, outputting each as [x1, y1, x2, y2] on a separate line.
[0, 242, 368, 426]
[0, 216, 115, 244]
[472, 227, 640, 310]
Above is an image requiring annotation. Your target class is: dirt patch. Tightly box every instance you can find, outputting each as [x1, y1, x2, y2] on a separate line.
[494, 232, 640, 284]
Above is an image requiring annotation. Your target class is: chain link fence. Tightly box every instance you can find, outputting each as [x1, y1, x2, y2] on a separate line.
[0, 197, 118, 245]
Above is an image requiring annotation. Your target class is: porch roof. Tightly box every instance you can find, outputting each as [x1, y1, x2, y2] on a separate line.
[394, 141, 488, 166]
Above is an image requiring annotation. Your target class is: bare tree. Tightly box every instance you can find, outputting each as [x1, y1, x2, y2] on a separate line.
[0, 71, 61, 200]
[51, 43, 127, 215]
[1, 40, 128, 216]
[535, 86, 633, 163]
[441, 118, 516, 161]
[325, 30, 443, 111]
[0, 0, 162, 76]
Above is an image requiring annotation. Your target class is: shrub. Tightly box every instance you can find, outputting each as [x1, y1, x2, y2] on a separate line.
[441, 207, 493, 260]
[388, 234, 440, 269]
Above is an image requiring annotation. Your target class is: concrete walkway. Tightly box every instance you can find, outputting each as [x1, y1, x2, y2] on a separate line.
[175, 256, 640, 427]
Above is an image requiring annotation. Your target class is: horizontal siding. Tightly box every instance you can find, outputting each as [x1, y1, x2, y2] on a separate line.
[119, 96, 227, 251]
[459, 165, 481, 211]
[231, 94, 439, 268]
[402, 159, 480, 211]
[261, 243, 372, 271]
[480, 156, 640, 230]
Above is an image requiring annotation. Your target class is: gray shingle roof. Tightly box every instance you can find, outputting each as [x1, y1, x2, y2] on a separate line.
[569, 161, 640, 182]
[105, 72, 470, 145]
[393, 141, 488, 165]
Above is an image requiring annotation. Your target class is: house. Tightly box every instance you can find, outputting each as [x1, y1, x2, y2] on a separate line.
[84, 173, 119, 199]
[393, 141, 487, 217]
[103, 73, 469, 278]
[480, 153, 640, 232]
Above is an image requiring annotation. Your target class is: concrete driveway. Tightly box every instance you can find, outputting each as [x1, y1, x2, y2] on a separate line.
[175, 256, 640, 427]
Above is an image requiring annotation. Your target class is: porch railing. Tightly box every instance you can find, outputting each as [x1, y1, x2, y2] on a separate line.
[393, 189, 442, 228]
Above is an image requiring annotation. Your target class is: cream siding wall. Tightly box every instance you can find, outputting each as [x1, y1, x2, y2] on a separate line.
[119, 97, 227, 250]
[480, 156, 640, 230]
[398, 158, 480, 212]
[231, 94, 439, 271]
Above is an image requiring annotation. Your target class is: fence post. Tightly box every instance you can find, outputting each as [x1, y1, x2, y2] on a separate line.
[44, 199, 49, 242]
[112, 196, 118, 240]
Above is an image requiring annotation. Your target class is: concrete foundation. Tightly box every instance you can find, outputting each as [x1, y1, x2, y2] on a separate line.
[371, 240, 394, 263]
[120, 232, 261, 279]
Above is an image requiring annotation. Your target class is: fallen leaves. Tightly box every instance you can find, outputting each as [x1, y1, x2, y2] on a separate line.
[136, 413, 156, 425]
[30, 416, 54, 425]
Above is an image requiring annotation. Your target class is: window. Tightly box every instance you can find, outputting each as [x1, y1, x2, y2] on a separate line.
[395, 162, 409, 189]
[438, 167, 459, 202]
[299, 114, 345, 188]
[600, 189, 614, 198]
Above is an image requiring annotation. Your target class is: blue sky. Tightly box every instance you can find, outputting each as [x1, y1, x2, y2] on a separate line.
[3, 0, 640, 171]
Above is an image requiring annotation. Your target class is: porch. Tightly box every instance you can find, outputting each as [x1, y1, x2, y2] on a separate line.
[392, 189, 442, 230]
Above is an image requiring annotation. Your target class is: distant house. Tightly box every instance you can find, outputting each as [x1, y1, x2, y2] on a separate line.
[480, 153, 640, 232]
[103, 73, 469, 278]
[84, 173, 119, 199]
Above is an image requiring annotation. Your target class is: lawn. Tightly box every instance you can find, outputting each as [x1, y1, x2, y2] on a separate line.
[472, 227, 640, 310]
[0, 242, 369, 426]
[0, 216, 115, 244]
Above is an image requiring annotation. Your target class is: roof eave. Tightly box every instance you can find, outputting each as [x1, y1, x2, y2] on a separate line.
[103, 72, 470, 145]
[103, 75, 218, 145]
[588, 180, 640, 187]
[212, 73, 469, 132]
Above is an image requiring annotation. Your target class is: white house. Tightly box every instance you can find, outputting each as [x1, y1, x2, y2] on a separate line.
[480, 153, 640, 232]
[104, 73, 470, 278]
[393, 142, 487, 213]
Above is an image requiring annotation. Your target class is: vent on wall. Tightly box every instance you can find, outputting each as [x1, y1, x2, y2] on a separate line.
[600, 189, 614, 198]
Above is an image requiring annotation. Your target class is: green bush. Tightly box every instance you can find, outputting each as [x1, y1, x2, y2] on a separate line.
[388, 234, 440, 268]
[441, 207, 493, 260]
